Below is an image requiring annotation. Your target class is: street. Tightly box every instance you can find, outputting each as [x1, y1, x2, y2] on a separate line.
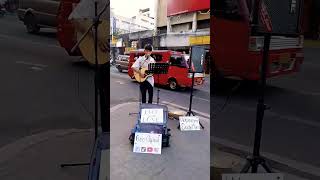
[212, 47, 320, 174]
[110, 66, 210, 114]
[0, 14, 210, 147]
[2, 12, 320, 179]
[0, 15, 94, 149]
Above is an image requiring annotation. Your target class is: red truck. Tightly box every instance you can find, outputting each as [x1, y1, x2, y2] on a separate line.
[128, 50, 205, 90]
[211, 0, 304, 81]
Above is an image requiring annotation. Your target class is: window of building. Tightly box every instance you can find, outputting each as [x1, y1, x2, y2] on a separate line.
[197, 19, 210, 29]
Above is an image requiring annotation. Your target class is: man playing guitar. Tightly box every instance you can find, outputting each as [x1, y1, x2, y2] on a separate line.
[132, 44, 156, 104]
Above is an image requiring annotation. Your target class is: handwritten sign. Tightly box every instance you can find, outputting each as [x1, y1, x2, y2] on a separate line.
[179, 116, 201, 131]
[222, 173, 283, 180]
[141, 108, 164, 124]
[133, 132, 162, 154]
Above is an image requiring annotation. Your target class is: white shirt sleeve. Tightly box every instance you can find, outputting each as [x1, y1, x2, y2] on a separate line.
[131, 57, 142, 69]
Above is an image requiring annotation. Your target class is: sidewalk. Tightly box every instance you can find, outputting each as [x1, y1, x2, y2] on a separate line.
[0, 101, 312, 180]
[0, 129, 94, 180]
[110, 102, 210, 180]
[212, 145, 310, 180]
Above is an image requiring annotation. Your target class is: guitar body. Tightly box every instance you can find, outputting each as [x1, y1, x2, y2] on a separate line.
[133, 68, 153, 82]
[76, 20, 109, 65]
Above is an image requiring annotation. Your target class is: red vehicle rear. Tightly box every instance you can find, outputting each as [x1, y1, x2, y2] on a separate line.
[57, 0, 81, 56]
[128, 50, 204, 90]
[211, 0, 304, 80]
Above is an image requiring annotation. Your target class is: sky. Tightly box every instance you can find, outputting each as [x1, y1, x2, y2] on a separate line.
[110, 0, 156, 18]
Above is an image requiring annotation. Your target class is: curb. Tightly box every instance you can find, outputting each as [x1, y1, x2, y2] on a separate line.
[111, 101, 210, 122]
[0, 129, 93, 164]
[212, 137, 320, 180]
[0, 102, 208, 165]
[304, 41, 320, 48]
[161, 101, 210, 120]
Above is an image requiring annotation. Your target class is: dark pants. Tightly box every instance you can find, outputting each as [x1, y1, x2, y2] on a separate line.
[140, 80, 153, 103]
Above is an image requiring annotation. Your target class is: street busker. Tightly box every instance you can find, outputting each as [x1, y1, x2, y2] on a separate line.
[132, 44, 156, 104]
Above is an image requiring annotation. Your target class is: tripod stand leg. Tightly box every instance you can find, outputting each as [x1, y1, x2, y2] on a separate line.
[240, 161, 251, 173]
[251, 163, 258, 173]
[199, 122, 204, 129]
[261, 159, 272, 173]
[157, 74, 160, 104]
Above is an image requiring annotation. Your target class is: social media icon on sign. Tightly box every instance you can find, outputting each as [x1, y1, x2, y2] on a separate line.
[141, 147, 146, 152]
[147, 147, 153, 152]
[135, 146, 140, 152]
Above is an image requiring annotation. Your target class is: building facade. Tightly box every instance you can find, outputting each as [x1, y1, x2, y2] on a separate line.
[154, 0, 210, 51]
[111, 8, 155, 35]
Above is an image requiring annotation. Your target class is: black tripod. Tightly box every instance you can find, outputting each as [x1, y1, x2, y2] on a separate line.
[60, 1, 109, 168]
[241, 33, 272, 173]
[177, 70, 204, 130]
[147, 63, 169, 104]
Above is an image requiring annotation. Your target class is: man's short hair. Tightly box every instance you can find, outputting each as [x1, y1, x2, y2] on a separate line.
[144, 44, 153, 51]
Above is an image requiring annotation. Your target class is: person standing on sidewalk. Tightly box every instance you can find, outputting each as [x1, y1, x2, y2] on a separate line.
[132, 44, 156, 104]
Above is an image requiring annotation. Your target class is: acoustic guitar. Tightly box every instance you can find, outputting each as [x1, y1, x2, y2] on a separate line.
[134, 67, 153, 82]
[75, 20, 109, 65]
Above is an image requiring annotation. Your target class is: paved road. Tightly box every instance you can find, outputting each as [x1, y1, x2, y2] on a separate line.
[110, 67, 210, 115]
[212, 47, 320, 170]
[0, 15, 95, 148]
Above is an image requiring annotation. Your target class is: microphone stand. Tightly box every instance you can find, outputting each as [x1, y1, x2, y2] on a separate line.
[60, 0, 109, 168]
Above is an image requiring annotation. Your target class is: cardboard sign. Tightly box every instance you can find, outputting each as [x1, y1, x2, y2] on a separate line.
[141, 108, 164, 124]
[179, 116, 201, 131]
[222, 173, 283, 180]
[133, 133, 162, 154]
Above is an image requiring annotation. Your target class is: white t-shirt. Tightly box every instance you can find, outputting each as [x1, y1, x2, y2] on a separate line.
[132, 55, 156, 87]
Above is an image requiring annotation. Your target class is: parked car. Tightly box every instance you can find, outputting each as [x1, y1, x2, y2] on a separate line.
[115, 55, 129, 72]
[17, 0, 60, 33]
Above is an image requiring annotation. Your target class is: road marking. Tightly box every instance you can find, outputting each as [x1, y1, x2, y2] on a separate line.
[16, 61, 48, 68]
[115, 80, 125, 85]
[0, 34, 60, 48]
[30, 66, 43, 71]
